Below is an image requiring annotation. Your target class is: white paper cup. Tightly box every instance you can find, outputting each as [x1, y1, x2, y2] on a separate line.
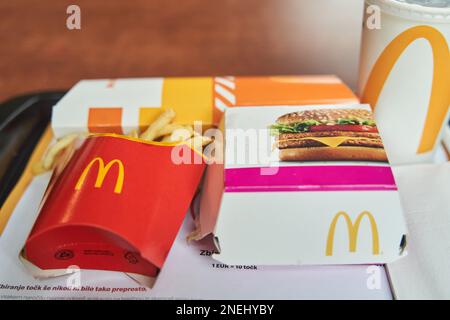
[358, 0, 450, 165]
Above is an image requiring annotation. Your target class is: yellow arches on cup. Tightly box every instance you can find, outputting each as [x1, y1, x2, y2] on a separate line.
[361, 25, 450, 154]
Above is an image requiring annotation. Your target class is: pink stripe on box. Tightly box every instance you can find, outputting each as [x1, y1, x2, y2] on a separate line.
[224, 166, 397, 192]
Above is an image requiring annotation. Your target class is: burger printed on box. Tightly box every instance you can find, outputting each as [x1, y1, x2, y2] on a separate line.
[273, 108, 387, 162]
[196, 104, 408, 265]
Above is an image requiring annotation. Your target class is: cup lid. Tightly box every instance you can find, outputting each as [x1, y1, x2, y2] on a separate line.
[366, 0, 450, 22]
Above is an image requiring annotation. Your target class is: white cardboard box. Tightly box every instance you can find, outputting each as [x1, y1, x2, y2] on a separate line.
[198, 105, 408, 265]
[50, 76, 359, 138]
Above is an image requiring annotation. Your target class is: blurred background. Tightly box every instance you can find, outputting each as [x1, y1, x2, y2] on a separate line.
[0, 0, 364, 101]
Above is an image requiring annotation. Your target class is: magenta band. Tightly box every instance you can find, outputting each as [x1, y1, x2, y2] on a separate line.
[224, 165, 397, 192]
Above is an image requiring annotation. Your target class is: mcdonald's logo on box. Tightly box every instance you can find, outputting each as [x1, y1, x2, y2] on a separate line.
[195, 105, 407, 266]
[199, 192, 407, 266]
[22, 135, 205, 287]
[325, 211, 380, 256]
[75, 157, 125, 194]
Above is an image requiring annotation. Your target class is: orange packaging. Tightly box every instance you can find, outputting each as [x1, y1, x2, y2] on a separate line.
[51, 75, 358, 138]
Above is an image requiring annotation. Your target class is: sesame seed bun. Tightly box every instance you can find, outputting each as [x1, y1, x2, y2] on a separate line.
[276, 109, 374, 125]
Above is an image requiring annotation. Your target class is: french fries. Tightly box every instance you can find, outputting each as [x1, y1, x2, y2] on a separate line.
[139, 108, 176, 141]
[153, 123, 185, 139]
[32, 133, 80, 175]
[161, 126, 194, 142]
[32, 162, 48, 176]
[33, 108, 212, 175]
[128, 129, 139, 138]
[186, 135, 213, 150]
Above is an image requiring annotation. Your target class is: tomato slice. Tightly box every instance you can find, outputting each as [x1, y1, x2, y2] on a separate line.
[309, 124, 378, 133]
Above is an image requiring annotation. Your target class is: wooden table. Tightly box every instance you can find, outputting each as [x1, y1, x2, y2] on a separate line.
[0, 0, 363, 102]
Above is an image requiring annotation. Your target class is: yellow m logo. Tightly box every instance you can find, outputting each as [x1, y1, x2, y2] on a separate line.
[362, 25, 450, 154]
[326, 211, 380, 256]
[75, 157, 124, 194]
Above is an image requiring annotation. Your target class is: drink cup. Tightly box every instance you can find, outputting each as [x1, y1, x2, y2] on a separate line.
[358, 0, 450, 164]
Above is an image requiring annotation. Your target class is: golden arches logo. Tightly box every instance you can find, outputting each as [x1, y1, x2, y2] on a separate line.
[362, 25, 450, 154]
[326, 211, 379, 256]
[75, 157, 124, 194]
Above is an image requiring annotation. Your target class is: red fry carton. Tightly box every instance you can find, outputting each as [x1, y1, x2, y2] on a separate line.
[22, 134, 205, 287]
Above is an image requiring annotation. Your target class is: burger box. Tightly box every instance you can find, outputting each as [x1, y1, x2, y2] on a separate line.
[51, 75, 358, 137]
[195, 104, 408, 265]
[20, 134, 206, 287]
